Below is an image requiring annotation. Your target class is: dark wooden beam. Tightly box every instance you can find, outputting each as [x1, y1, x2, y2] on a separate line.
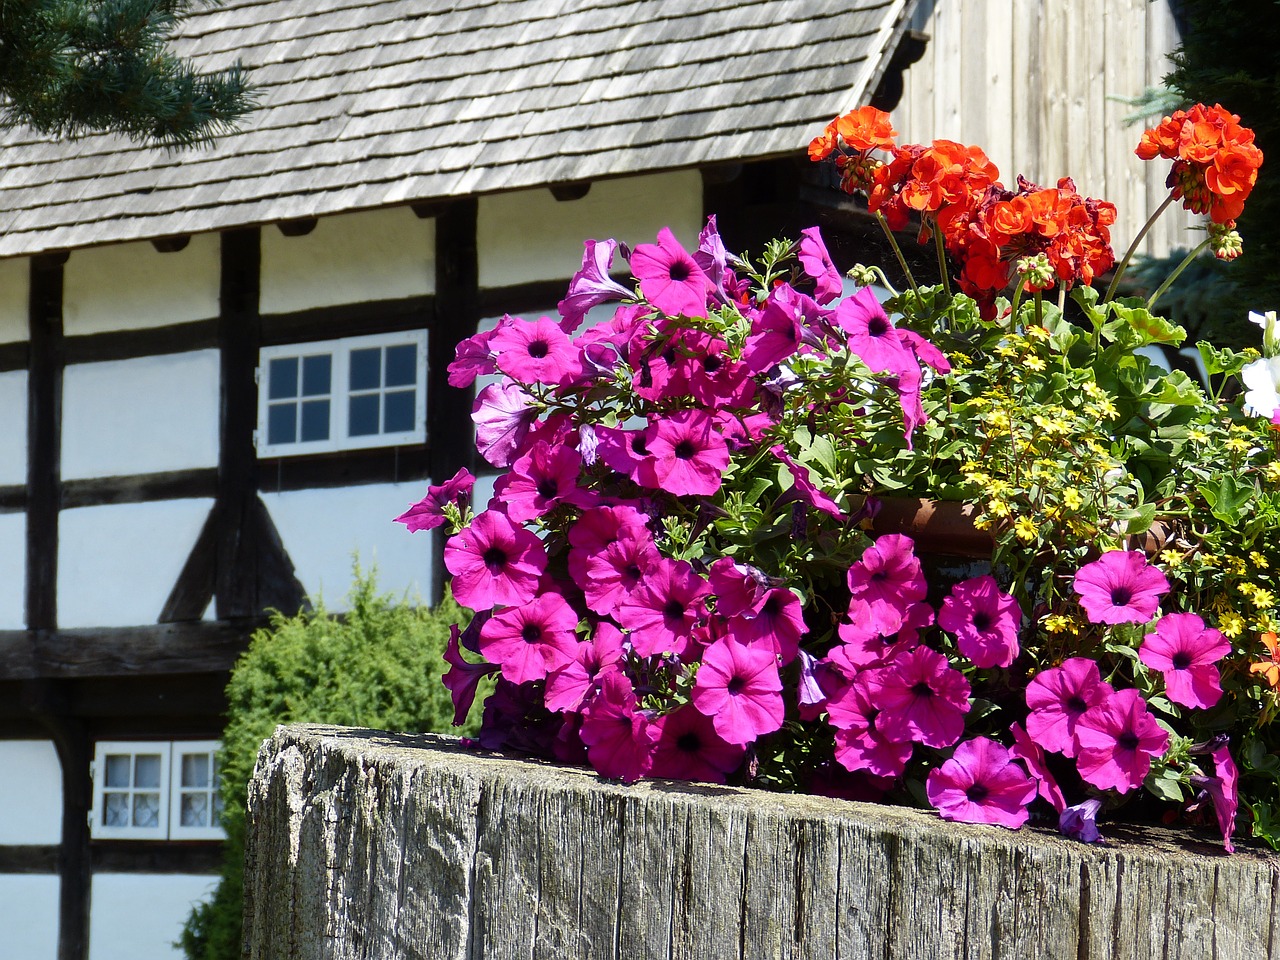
[0, 340, 29, 373]
[91, 842, 223, 874]
[27, 254, 64, 632]
[61, 468, 218, 509]
[150, 235, 191, 254]
[0, 845, 59, 873]
[276, 217, 318, 237]
[257, 445, 431, 493]
[0, 484, 25, 512]
[476, 279, 566, 319]
[63, 319, 219, 365]
[260, 295, 433, 346]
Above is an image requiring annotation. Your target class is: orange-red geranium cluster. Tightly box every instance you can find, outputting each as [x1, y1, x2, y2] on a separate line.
[1136, 103, 1263, 224]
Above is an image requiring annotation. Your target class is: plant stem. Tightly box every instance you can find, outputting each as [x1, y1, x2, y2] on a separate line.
[876, 211, 920, 301]
[1034, 290, 1043, 328]
[934, 228, 951, 295]
[1104, 193, 1176, 302]
[1146, 238, 1211, 310]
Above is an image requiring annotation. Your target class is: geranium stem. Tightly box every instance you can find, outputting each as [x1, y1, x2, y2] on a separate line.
[1146, 238, 1211, 310]
[1104, 193, 1176, 302]
[875, 212, 920, 301]
[934, 229, 951, 295]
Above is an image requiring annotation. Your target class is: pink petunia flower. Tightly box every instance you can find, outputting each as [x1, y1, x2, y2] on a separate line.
[1072, 550, 1170, 625]
[1191, 742, 1239, 853]
[707, 557, 768, 618]
[1139, 612, 1230, 709]
[594, 425, 651, 483]
[478, 591, 581, 684]
[1074, 688, 1169, 794]
[580, 532, 661, 615]
[726, 587, 806, 664]
[490, 315, 582, 386]
[642, 409, 730, 496]
[557, 238, 635, 333]
[630, 226, 714, 319]
[471, 379, 539, 468]
[693, 214, 732, 295]
[925, 737, 1038, 829]
[442, 622, 499, 726]
[447, 328, 497, 387]
[938, 575, 1022, 669]
[498, 440, 594, 523]
[443, 509, 547, 610]
[616, 557, 709, 657]
[544, 622, 625, 713]
[567, 504, 653, 587]
[835, 286, 916, 377]
[691, 637, 785, 746]
[394, 467, 476, 532]
[579, 671, 658, 783]
[1024, 657, 1115, 757]
[797, 226, 843, 304]
[846, 534, 928, 635]
[742, 284, 803, 373]
[1009, 722, 1065, 812]
[1058, 798, 1104, 844]
[864, 645, 971, 748]
[827, 672, 914, 778]
[771, 445, 845, 520]
[650, 705, 745, 784]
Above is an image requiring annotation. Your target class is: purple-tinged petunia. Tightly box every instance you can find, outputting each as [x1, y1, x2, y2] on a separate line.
[595, 425, 651, 484]
[771, 445, 845, 520]
[1009, 722, 1065, 813]
[630, 226, 714, 319]
[580, 533, 660, 615]
[742, 284, 803, 373]
[650, 705, 745, 784]
[693, 214, 732, 296]
[1024, 657, 1114, 757]
[1072, 550, 1170, 625]
[478, 591, 581, 685]
[925, 737, 1038, 829]
[726, 587, 806, 665]
[835, 286, 916, 377]
[616, 557, 710, 657]
[498, 440, 594, 523]
[579, 671, 658, 783]
[847, 534, 928, 635]
[442, 622, 500, 726]
[797, 226, 843, 304]
[1193, 742, 1239, 853]
[394, 467, 476, 532]
[691, 637, 785, 746]
[708, 557, 768, 619]
[938, 575, 1022, 669]
[478, 678, 564, 758]
[557, 238, 635, 334]
[1139, 612, 1230, 709]
[642, 409, 730, 496]
[827, 672, 914, 778]
[567, 504, 652, 586]
[444, 509, 547, 610]
[472, 379, 539, 468]
[864, 645, 971, 748]
[490, 315, 582, 386]
[1074, 688, 1169, 794]
[544, 622, 626, 713]
[447, 328, 497, 387]
[1058, 798, 1104, 844]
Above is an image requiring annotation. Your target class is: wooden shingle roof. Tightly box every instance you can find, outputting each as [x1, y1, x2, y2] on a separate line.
[0, 0, 913, 258]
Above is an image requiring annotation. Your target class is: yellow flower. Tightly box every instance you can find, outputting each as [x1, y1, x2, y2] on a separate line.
[1014, 516, 1038, 542]
[1250, 551, 1270, 570]
[1263, 462, 1280, 484]
[1219, 611, 1246, 638]
[1024, 354, 1046, 372]
[1025, 325, 1051, 341]
[988, 499, 1012, 518]
[1224, 437, 1250, 453]
[1187, 428, 1210, 443]
[1159, 549, 1184, 568]
[1062, 489, 1083, 511]
[1252, 588, 1276, 610]
[1043, 614, 1080, 635]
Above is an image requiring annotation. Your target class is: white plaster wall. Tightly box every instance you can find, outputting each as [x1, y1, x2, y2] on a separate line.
[477, 170, 704, 289]
[263, 482, 434, 609]
[0, 741, 62, 844]
[57, 499, 213, 629]
[0, 257, 29, 343]
[63, 235, 220, 336]
[260, 207, 436, 315]
[0, 874, 59, 960]
[61, 351, 220, 480]
[0, 369, 27, 485]
[88, 873, 217, 960]
[0, 513, 24, 630]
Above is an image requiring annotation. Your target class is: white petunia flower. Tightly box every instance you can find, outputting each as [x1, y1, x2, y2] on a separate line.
[1249, 310, 1279, 356]
[1241, 355, 1280, 419]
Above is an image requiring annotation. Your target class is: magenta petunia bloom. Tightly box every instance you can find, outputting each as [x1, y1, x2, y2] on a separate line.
[443, 509, 547, 610]
[442, 622, 499, 726]
[471, 379, 539, 468]
[827, 673, 914, 778]
[707, 557, 767, 618]
[580, 532, 660, 615]
[447, 328, 497, 387]
[1009, 722, 1065, 813]
[557, 238, 634, 333]
[771, 445, 845, 520]
[1074, 688, 1169, 794]
[499, 441, 593, 523]
[650, 705, 745, 784]
[1193, 743, 1239, 853]
[925, 737, 1038, 829]
[1024, 657, 1114, 757]
[579, 671, 658, 783]
[835, 286, 916, 377]
[938, 575, 1022, 669]
[1072, 550, 1170, 625]
[394, 467, 476, 532]
[742, 284, 803, 373]
[693, 214, 732, 294]
[797, 226, 843, 304]
[727, 587, 806, 665]
[630, 226, 714, 319]
[594, 425, 651, 483]
[478, 591, 581, 685]
[691, 637, 785, 746]
[544, 622, 625, 713]
[490, 315, 582, 386]
[616, 557, 709, 657]
[642, 409, 730, 496]
[1058, 798, 1104, 844]
[864, 645, 971, 748]
[847, 534, 928, 635]
[1139, 612, 1230, 709]
[567, 504, 652, 588]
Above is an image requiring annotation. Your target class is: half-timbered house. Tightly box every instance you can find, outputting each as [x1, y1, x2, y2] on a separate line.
[0, 0, 1190, 956]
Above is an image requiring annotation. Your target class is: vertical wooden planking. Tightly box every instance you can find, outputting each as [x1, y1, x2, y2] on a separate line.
[896, 0, 938, 143]
[1103, 0, 1145, 254]
[981, 0, 1016, 178]
[1145, 0, 1183, 256]
[1036, 1, 1069, 184]
[26, 253, 63, 633]
[931, 0, 964, 141]
[1010, 1, 1041, 183]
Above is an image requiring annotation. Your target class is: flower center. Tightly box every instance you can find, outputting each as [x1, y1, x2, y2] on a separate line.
[726, 676, 745, 696]
[669, 261, 691, 282]
[676, 731, 702, 753]
[910, 681, 933, 699]
[483, 546, 508, 573]
[1172, 652, 1192, 670]
[536, 477, 559, 498]
[1118, 732, 1140, 751]
[663, 599, 686, 621]
[630, 434, 647, 455]
[527, 339, 549, 359]
[868, 316, 890, 337]
[1066, 695, 1088, 715]
[972, 611, 992, 631]
[1110, 586, 1133, 607]
[624, 563, 643, 585]
[966, 783, 990, 803]
[703, 355, 722, 374]
[521, 623, 542, 643]
[674, 439, 697, 460]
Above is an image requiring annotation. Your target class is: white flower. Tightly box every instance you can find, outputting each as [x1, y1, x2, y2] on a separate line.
[1249, 310, 1279, 356]
[1241, 355, 1280, 419]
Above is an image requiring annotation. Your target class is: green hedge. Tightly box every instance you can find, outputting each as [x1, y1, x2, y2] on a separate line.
[180, 570, 471, 960]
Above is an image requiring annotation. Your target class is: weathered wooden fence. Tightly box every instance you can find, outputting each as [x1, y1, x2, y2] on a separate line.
[244, 724, 1280, 959]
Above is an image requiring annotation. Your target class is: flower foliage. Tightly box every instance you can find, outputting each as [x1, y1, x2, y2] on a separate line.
[405, 103, 1280, 854]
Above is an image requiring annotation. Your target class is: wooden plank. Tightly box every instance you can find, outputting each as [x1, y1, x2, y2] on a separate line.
[60, 468, 218, 509]
[0, 845, 59, 873]
[90, 842, 223, 874]
[26, 255, 63, 633]
[62, 319, 219, 365]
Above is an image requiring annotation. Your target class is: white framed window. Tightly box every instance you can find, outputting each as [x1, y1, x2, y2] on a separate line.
[91, 741, 224, 841]
[256, 329, 428, 457]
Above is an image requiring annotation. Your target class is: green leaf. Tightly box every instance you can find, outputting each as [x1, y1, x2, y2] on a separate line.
[1110, 299, 1187, 347]
[1123, 502, 1157, 535]
[1198, 475, 1254, 525]
[1145, 770, 1185, 803]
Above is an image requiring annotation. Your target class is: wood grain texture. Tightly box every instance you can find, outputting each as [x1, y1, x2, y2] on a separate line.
[245, 725, 1280, 960]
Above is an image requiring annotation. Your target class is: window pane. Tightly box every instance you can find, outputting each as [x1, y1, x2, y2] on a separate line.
[181, 793, 209, 827]
[133, 792, 160, 828]
[104, 792, 129, 827]
[267, 403, 297, 445]
[104, 754, 131, 788]
[349, 348, 381, 391]
[301, 354, 332, 396]
[349, 394, 379, 436]
[301, 399, 330, 442]
[385, 344, 417, 387]
[268, 357, 298, 400]
[384, 390, 416, 433]
[134, 754, 162, 789]
[182, 754, 210, 789]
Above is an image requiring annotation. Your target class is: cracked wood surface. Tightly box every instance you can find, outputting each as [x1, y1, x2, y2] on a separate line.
[244, 724, 1280, 960]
